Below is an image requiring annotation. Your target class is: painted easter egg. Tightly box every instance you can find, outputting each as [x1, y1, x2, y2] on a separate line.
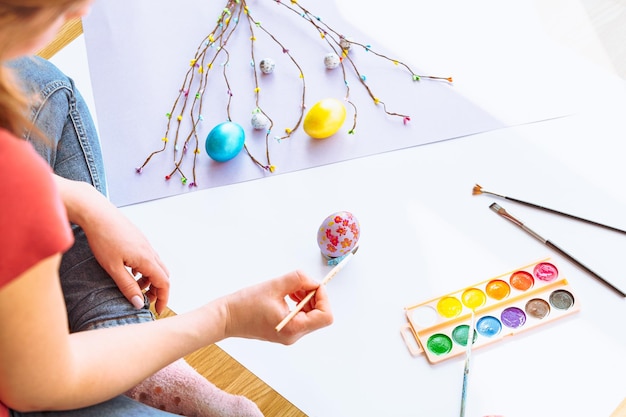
[205, 121, 245, 162]
[303, 98, 346, 139]
[324, 52, 341, 69]
[259, 58, 275, 74]
[317, 211, 360, 259]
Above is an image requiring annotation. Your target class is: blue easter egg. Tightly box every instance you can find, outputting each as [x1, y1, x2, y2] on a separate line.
[205, 122, 245, 162]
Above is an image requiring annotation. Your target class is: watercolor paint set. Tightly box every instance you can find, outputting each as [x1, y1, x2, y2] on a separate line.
[401, 258, 580, 364]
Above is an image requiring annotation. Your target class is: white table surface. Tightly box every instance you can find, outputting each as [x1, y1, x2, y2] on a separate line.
[52, 1, 626, 416]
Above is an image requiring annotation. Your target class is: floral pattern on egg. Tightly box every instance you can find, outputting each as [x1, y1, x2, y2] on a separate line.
[317, 211, 360, 259]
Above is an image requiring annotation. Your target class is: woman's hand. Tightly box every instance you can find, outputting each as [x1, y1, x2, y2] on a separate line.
[81, 199, 171, 314]
[54, 175, 170, 314]
[222, 270, 334, 345]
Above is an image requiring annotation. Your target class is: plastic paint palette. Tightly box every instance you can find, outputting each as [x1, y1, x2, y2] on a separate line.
[402, 259, 580, 364]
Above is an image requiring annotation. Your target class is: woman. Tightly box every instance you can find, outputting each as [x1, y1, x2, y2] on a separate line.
[0, 1, 333, 416]
[8, 48, 265, 417]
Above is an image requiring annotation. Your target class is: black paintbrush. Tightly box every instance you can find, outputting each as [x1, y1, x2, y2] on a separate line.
[490, 202, 626, 297]
[474, 184, 626, 235]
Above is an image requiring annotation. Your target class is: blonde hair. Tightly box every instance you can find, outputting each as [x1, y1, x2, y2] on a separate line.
[0, 0, 82, 136]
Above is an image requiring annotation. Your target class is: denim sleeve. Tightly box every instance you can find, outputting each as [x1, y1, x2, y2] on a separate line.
[7, 55, 108, 196]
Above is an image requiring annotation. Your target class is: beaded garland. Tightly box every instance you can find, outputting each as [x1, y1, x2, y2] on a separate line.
[135, 0, 452, 188]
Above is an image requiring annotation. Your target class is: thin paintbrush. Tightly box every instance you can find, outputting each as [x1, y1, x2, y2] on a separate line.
[490, 202, 626, 297]
[459, 311, 476, 417]
[275, 246, 359, 332]
[474, 184, 626, 235]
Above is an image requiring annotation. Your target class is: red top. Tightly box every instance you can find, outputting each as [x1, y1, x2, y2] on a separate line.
[0, 129, 74, 415]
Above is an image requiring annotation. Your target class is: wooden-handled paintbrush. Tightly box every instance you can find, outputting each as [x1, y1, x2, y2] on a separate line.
[275, 246, 359, 332]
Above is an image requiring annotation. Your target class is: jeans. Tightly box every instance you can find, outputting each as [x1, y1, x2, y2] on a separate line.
[9, 396, 179, 417]
[6, 56, 172, 416]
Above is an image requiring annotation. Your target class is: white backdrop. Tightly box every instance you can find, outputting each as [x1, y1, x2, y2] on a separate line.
[70, 1, 626, 416]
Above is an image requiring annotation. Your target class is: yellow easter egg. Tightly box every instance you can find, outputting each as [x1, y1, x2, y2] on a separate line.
[303, 98, 347, 139]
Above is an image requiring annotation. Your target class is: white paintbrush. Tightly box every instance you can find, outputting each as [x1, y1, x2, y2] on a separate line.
[275, 246, 359, 332]
[460, 311, 476, 417]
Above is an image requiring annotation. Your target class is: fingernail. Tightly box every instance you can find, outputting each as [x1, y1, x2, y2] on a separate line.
[131, 295, 145, 309]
